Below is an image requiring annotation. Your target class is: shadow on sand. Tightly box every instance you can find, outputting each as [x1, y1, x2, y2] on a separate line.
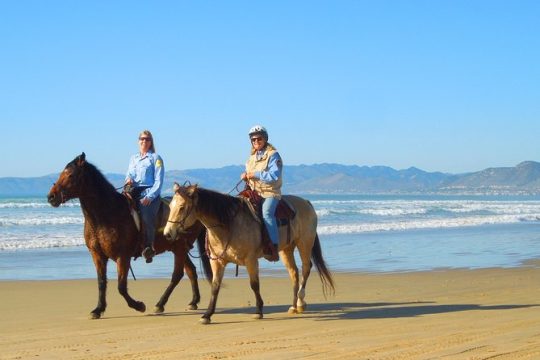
[215, 301, 539, 321]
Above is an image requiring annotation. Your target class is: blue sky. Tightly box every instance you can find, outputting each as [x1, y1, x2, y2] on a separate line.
[1, 1, 539, 177]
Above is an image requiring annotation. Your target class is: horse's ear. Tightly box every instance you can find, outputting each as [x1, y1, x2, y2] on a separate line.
[186, 184, 198, 197]
[77, 152, 86, 166]
[173, 182, 180, 193]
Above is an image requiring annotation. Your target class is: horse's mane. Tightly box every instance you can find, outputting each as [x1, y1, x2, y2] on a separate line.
[196, 187, 244, 227]
[67, 158, 119, 198]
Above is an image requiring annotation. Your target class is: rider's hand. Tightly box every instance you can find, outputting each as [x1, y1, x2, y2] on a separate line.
[241, 172, 248, 181]
[140, 197, 151, 206]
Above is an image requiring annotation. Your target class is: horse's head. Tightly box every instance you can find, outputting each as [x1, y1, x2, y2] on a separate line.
[164, 182, 199, 241]
[47, 152, 87, 207]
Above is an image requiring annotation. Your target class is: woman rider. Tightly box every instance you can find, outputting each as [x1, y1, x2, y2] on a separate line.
[125, 130, 164, 263]
[241, 125, 283, 262]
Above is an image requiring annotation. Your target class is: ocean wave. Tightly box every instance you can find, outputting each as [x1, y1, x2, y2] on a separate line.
[313, 200, 540, 218]
[0, 236, 84, 250]
[316, 207, 427, 217]
[0, 216, 83, 226]
[0, 201, 80, 209]
[317, 214, 540, 235]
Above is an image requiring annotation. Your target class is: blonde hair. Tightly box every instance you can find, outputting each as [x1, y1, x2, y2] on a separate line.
[139, 130, 156, 153]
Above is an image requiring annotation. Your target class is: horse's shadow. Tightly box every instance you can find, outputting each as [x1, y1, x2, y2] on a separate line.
[215, 301, 540, 321]
[100, 301, 539, 323]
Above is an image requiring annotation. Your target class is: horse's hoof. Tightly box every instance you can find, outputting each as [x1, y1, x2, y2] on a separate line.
[186, 304, 198, 311]
[252, 313, 263, 320]
[297, 305, 306, 313]
[288, 306, 298, 314]
[154, 305, 164, 314]
[136, 302, 146, 313]
[89, 312, 101, 320]
[199, 317, 211, 325]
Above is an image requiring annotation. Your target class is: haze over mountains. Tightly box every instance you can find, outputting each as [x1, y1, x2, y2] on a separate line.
[2, 161, 540, 197]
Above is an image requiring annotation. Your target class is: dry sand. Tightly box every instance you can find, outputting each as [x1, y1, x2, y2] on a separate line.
[1, 265, 540, 359]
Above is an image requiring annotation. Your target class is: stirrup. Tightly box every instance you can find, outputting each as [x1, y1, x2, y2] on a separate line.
[142, 247, 155, 263]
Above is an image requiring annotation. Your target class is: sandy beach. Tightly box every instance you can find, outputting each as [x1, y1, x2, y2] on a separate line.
[1, 266, 540, 360]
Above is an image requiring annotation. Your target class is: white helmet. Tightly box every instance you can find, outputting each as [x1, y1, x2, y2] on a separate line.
[248, 125, 268, 140]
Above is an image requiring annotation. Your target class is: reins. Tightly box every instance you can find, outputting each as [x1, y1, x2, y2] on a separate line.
[227, 179, 245, 195]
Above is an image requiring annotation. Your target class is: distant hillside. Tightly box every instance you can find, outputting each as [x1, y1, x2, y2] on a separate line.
[438, 161, 540, 194]
[1, 161, 540, 197]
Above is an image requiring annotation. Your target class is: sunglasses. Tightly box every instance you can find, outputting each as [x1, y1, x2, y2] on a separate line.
[139, 137, 152, 142]
[251, 137, 264, 143]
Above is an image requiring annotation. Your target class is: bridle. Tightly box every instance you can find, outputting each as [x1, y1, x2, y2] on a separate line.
[166, 199, 194, 230]
[166, 193, 232, 261]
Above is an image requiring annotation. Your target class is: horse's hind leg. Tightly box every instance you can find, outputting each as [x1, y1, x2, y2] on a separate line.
[184, 256, 201, 310]
[154, 251, 189, 313]
[281, 249, 300, 314]
[89, 251, 108, 319]
[116, 256, 146, 313]
[297, 243, 313, 313]
[246, 258, 264, 319]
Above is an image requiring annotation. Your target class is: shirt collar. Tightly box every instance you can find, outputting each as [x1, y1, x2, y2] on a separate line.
[137, 150, 154, 160]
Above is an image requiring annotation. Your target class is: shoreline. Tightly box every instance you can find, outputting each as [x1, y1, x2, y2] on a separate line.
[2, 267, 540, 359]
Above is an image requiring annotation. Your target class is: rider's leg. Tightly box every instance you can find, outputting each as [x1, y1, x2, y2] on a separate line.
[140, 197, 160, 262]
[262, 196, 280, 261]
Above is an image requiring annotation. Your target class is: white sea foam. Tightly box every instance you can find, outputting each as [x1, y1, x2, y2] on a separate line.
[314, 200, 540, 218]
[0, 201, 80, 209]
[317, 214, 540, 235]
[0, 235, 84, 250]
[0, 216, 83, 226]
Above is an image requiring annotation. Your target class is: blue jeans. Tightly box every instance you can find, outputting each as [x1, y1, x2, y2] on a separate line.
[262, 197, 279, 246]
[140, 197, 161, 247]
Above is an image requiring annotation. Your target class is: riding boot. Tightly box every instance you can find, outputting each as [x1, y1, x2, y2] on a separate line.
[142, 245, 155, 263]
[263, 243, 279, 262]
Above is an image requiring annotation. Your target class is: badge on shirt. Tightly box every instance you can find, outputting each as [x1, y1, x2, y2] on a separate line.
[156, 159, 163, 168]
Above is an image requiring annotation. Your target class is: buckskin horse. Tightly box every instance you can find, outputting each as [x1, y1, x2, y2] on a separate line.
[47, 153, 211, 319]
[164, 183, 334, 324]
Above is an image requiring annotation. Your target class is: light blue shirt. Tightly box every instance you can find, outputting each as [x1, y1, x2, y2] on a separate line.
[125, 151, 164, 201]
[254, 151, 282, 183]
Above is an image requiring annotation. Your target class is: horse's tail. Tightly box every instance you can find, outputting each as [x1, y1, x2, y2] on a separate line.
[311, 233, 335, 297]
[196, 228, 213, 283]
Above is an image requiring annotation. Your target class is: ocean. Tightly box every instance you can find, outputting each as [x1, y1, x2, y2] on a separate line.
[1, 194, 540, 280]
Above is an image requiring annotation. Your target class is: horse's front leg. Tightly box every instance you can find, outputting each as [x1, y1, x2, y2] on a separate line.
[116, 256, 146, 313]
[246, 258, 264, 319]
[154, 249, 188, 313]
[200, 260, 225, 325]
[89, 250, 108, 319]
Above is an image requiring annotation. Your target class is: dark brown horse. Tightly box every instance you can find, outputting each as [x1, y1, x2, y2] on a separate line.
[47, 153, 211, 319]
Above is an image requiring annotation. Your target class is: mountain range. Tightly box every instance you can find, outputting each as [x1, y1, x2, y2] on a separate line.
[1, 161, 540, 197]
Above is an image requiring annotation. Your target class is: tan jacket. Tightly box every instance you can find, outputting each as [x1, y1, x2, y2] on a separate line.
[246, 143, 282, 199]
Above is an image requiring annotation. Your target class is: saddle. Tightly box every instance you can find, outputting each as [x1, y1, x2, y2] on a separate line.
[239, 187, 296, 257]
[122, 185, 168, 259]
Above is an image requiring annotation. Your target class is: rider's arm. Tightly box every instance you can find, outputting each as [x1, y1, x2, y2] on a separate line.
[254, 152, 282, 183]
[125, 155, 137, 183]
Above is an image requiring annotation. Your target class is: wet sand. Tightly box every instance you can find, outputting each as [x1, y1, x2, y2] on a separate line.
[1, 266, 540, 359]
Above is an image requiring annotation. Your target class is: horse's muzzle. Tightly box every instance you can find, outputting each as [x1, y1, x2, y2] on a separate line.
[163, 225, 178, 242]
[47, 192, 61, 207]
